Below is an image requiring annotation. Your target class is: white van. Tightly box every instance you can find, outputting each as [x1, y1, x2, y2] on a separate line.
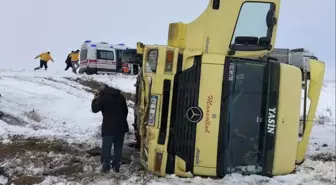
[79, 40, 128, 74]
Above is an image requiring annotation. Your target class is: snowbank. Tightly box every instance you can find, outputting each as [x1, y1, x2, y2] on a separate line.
[306, 81, 336, 157]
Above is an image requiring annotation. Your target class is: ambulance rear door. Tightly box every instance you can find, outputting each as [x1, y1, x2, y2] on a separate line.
[96, 48, 117, 73]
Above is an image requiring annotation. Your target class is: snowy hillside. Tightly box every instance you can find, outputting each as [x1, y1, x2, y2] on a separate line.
[0, 70, 334, 185]
[0, 70, 136, 146]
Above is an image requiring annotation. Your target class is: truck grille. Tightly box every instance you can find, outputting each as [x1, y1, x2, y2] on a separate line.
[169, 55, 202, 173]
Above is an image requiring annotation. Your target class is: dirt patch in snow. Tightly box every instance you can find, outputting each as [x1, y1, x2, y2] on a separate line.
[0, 138, 141, 185]
[310, 153, 336, 162]
[64, 77, 135, 102]
[42, 77, 80, 91]
[0, 112, 46, 132]
[0, 113, 30, 126]
[23, 110, 42, 123]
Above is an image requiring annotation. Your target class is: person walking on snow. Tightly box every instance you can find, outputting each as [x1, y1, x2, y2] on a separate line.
[91, 84, 129, 173]
[70, 50, 80, 73]
[64, 51, 74, 71]
[34, 51, 54, 70]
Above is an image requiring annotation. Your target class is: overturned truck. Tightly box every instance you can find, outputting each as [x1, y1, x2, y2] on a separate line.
[133, 0, 325, 178]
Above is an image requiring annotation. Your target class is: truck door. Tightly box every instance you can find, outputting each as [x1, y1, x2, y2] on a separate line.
[217, 57, 280, 176]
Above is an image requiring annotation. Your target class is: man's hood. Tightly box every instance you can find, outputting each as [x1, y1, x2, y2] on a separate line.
[103, 86, 121, 96]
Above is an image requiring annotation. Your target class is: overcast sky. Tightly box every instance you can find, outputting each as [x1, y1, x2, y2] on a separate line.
[0, 0, 334, 80]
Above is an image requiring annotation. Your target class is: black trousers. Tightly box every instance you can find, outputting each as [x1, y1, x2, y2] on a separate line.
[101, 134, 125, 172]
[64, 61, 72, 70]
[34, 60, 48, 70]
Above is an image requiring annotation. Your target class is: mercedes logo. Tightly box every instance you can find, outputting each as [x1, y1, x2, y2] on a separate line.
[186, 106, 203, 123]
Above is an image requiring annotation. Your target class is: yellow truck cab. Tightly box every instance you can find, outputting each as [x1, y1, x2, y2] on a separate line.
[134, 0, 325, 178]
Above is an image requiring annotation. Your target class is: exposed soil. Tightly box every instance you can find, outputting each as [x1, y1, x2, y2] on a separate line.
[310, 152, 336, 162]
[0, 112, 46, 132]
[0, 138, 141, 185]
[0, 113, 29, 126]
[64, 77, 135, 102]
[42, 77, 81, 91]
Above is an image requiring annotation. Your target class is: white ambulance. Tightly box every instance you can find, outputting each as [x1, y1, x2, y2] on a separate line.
[79, 40, 129, 74]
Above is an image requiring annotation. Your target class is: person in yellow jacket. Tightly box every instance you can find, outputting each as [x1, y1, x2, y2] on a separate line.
[70, 50, 80, 73]
[34, 51, 54, 70]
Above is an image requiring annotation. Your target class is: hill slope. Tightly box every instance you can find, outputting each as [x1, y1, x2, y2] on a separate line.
[0, 70, 334, 185]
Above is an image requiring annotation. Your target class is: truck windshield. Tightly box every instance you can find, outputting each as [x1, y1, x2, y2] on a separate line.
[221, 60, 268, 174]
[97, 50, 114, 60]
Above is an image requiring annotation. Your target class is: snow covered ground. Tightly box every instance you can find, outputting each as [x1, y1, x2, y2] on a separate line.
[0, 70, 334, 185]
[0, 70, 136, 146]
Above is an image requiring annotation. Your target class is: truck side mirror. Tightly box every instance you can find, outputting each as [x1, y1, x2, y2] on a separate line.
[266, 9, 277, 29]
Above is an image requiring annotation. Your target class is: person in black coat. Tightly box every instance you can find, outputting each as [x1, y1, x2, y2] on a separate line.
[91, 84, 129, 173]
[64, 51, 74, 71]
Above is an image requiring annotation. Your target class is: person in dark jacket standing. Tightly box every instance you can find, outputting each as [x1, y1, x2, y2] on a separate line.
[64, 51, 74, 71]
[91, 84, 129, 173]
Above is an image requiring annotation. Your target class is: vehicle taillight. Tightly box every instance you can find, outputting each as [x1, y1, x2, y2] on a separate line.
[154, 152, 163, 173]
[165, 50, 174, 72]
